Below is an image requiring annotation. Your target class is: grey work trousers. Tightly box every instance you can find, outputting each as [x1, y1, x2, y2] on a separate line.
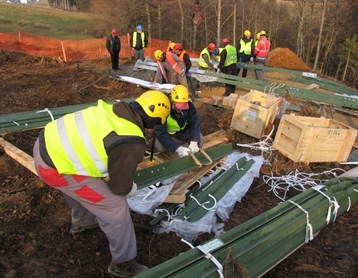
[254, 57, 267, 81]
[33, 138, 137, 264]
[134, 49, 145, 61]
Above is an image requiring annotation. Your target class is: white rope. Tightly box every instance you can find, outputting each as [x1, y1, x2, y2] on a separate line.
[263, 168, 346, 202]
[181, 239, 224, 278]
[288, 200, 314, 243]
[36, 108, 55, 121]
[189, 194, 217, 211]
[236, 125, 275, 161]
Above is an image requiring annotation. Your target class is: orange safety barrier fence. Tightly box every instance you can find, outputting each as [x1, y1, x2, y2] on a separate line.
[0, 31, 200, 61]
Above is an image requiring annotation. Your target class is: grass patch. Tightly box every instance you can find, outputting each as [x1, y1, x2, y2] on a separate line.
[0, 3, 105, 39]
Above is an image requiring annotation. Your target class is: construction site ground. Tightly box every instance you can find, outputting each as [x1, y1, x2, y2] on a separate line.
[0, 49, 357, 278]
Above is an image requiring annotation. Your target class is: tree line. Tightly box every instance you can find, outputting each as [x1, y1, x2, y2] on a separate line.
[48, 0, 358, 89]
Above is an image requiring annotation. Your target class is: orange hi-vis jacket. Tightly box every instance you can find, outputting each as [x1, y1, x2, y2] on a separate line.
[254, 37, 271, 58]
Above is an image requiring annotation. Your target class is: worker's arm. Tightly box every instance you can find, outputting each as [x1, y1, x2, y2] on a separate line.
[186, 102, 201, 142]
[202, 54, 214, 68]
[183, 53, 192, 73]
[156, 122, 181, 153]
[107, 140, 146, 196]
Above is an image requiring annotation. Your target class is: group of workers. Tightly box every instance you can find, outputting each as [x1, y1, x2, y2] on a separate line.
[33, 83, 201, 277]
[45, 24, 270, 277]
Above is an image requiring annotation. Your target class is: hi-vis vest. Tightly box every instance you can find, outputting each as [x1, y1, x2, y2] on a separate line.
[224, 45, 237, 67]
[132, 32, 145, 48]
[178, 50, 187, 67]
[165, 52, 181, 74]
[198, 48, 211, 68]
[239, 38, 253, 55]
[166, 114, 188, 135]
[44, 100, 144, 177]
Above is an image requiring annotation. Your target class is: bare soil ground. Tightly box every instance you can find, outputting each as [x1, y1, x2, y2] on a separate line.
[0, 50, 357, 278]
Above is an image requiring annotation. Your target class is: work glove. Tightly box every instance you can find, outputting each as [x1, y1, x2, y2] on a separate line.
[213, 64, 218, 70]
[175, 146, 191, 157]
[250, 57, 254, 62]
[126, 182, 137, 198]
[188, 141, 200, 153]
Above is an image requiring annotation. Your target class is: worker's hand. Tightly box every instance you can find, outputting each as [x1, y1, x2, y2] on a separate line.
[126, 182, 138, 198]
[175, 146, 191, 157]
[213, 64, 218, 70]
[188, 141, 199, 153]
[250, 57, 254, 62]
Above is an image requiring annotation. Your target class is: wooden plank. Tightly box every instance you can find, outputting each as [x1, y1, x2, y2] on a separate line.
[304, 84, 320, 90]
[0, 137, 37, 175]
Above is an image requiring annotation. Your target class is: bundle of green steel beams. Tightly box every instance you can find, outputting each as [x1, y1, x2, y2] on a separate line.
[135, 177, 358, 278]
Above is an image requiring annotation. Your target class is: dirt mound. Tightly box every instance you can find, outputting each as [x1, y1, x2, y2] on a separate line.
[266, 47, 312, 72]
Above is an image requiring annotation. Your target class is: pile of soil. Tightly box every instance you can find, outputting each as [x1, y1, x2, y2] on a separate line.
[266, 47, 313, 72]
[0, 50, 357, 278]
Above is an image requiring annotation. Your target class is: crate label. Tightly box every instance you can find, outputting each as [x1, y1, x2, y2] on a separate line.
[327, 129, 341, 136]
[201, 238, 224, 252]
[246, 110, 257, 121]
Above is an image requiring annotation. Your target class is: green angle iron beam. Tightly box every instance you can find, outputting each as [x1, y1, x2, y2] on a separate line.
[176, 156, 254, 222]
[134, 177, 358, 278]
[0, 99, 135, 133]
[134, 143, 234, 190]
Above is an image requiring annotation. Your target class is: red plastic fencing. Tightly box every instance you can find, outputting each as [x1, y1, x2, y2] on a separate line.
[0, 31, 200, 61]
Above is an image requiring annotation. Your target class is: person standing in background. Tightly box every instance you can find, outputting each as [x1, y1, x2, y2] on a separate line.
[130, 25, 148, 61]
[254, 30, 271, 81]
[237, 30, 254, 78]
[218, 38, 238, 96]
[106, 29, 121, 71]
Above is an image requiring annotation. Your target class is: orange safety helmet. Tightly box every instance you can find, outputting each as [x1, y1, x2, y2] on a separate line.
[208, 43, 216, 51]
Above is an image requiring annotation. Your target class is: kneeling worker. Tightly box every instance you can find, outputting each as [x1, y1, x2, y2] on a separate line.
[155, 85, 203, 157]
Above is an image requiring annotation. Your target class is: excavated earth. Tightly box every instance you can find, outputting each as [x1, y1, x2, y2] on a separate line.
[0, 49, 357, 278]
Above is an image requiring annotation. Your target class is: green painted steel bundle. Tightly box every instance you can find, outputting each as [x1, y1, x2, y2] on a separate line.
[135, 177, 358, 278]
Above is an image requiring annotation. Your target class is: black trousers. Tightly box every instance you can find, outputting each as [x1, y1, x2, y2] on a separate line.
[110, 51, 119, 70]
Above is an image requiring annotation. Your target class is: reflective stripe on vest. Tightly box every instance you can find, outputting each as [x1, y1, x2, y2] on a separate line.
[165, 52, 180, 74]
[132, 32, 145, 48]
[224, 45, 237, 67]
[44, 100, 144, 177]
[166, 115, 188, 135]
[239, 39, 253, 55]
[157, 61, 168, 81]
[198, 48, 210, 68]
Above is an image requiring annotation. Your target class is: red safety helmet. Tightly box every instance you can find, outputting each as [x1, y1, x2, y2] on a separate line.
[208, 43, 216, 51]
[174, 43, 183, 50]
[111, 29, 117, 36]
[222, 38, 230, 45]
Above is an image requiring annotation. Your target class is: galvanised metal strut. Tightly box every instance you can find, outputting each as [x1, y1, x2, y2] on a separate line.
[134, 177, 358, 278]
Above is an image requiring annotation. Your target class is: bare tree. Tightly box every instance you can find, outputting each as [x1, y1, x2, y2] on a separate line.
[313, 0, 328, 71]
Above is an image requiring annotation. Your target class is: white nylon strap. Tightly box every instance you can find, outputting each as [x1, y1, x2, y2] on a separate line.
[36, 108, 54, 121]
[181, 239, 223, 278]
[312, 186, 333, 224]
[289, 200, 314, 243]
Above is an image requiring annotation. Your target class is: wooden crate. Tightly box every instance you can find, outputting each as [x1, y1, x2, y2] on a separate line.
[273, 115, 358, 163]
[230, 90, 281, 138]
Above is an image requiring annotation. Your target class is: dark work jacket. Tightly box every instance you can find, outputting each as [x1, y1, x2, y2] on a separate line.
[156, 101, 201, 152]
[106, 35, 121, 55]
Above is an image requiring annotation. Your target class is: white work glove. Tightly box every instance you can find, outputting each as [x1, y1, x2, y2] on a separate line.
[250, 57, 254, 62]
[188, 141, 199, 153]
[126, 182, 137, 198]
[175, 146, 191, 157]
[213, 64, 218, 69]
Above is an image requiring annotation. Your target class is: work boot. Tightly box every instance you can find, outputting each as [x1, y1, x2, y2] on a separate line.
[69, 223, 99, 234]
[108, 260, 149, 277]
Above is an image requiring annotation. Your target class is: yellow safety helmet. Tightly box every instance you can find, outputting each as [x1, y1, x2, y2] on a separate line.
[135, 90, 171, 124]
[154, 50, 164, 60]
[170, 85, 189, 103]
[169, 42, 175, 50]
[260, 30, 266, 36]
[244, 30, 251, 37]
[256, 32, 261, 40]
